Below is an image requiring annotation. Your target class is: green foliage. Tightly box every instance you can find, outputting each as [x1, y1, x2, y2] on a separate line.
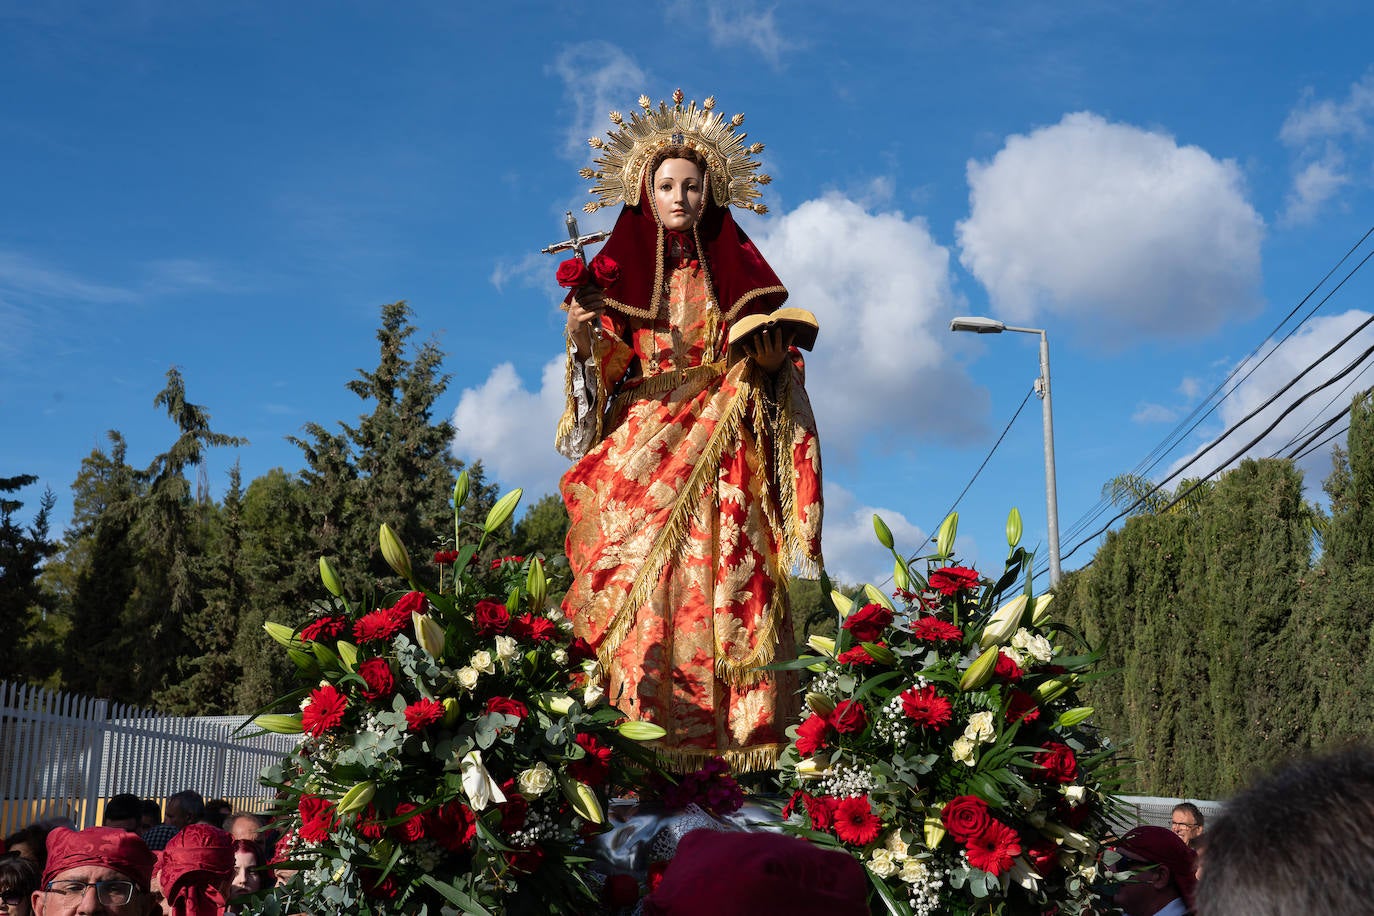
[0, 475, 58, 683]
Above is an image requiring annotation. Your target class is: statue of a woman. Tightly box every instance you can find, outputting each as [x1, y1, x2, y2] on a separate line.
[556, 91, 823, 772]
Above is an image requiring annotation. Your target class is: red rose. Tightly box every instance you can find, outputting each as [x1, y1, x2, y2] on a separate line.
[357, 658, 395, 701]
[842, 603, 893, 643]
[836, 643, 881, 666]
[965, 819, 1021, 876]
[1035, 742, 1079, 784]
[568, 733, 613, 785]
[590, 254, 620, 288]
[391, 803, 425, 843]
[403, 697, 445, 732]
[829, 699, 868, 734]
[485, 696, 529, 720]
[910, 615, 964, 643]
[511, 612, 556, 642]
[556, 258, 591, 289]
[297, 795, 337, 844]
[795, 713, 832, 756]
[301, 684, 347, 735]
[995, 651, 1024, 682]
[361, 870, 401, 900]
[1005, 690, 1040, 724]
[425, 800, 476, 852]
[833, 795, 882, 846]
[928, 565, 981, 596]
[299, 614, 346, 643]
[500, 790, 529, 832]
[804, 794, 838, 831]
[473, 600, 510, 637]
[899, 684, 953, 729]
[389, 590, 427, 617]
[568, 637, 597, 662]
[940, 794, 992, 843]
[1025, 835, 1059, 876]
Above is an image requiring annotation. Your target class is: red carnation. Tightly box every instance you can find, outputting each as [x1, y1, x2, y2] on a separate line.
[841, 603, 893, 643]
[391, 803, 425, 843]
[299, 614, 346, 643]
[357, 658, 395, 701]
[965, 819, 1022, 876]
[389, 590, 427, 617]
[833, 795, 882, 846]
[910, 615, 964, 643]
[433, 549, 460, 565]
[899, 684, 953, 729]
[353, 606, 409, 643]
[781, 790, 809, 821]
[995, 651, 1024, 682]
[301, 684, 347, 736]
[1005, 690, 1040, 724]
[568, 733, 613, 785]
[805, 794, 838, 831]
[928, 565, 981, 596]
[1035, 742, 1079, 784]
[355, 804, 385, 840]
[473, 600, 510, 637]
[490, 554, 526, 570]
[403, 697, 445, 732]
[297, 795, 337, 844]
[836, 643, 881, 666]
[590, 253, 620, 288]
[556, 258, 592, 289]
[795, 713, 833, 756]
[425, 800, 477, 852]
[485, 696, 529, 720]
[829, 699, 868, 734]
[512, 612, 556, 642]
[940, 794, 992, 843]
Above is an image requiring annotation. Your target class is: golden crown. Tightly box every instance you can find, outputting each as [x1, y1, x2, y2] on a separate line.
[581, 88, 771, 215]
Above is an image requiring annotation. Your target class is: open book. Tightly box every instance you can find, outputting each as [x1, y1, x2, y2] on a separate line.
[727, 307, 819, 362]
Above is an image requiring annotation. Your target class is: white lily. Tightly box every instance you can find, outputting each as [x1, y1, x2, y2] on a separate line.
[459, 749, 506, 810]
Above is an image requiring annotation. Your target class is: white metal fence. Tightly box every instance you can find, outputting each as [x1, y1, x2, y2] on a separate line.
[0, 680, 298, 835]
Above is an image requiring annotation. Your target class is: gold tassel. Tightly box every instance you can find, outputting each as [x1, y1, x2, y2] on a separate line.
[656, 742, 786, 774]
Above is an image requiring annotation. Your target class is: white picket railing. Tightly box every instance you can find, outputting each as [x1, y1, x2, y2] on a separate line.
[0, 680, 298, 835]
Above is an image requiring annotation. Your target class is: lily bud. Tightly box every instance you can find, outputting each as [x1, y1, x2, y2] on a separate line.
[806, 692, 835, 717]
[539, 693, 576, 716]
[936, 512, 958, 559]
[254, 714, 304, 734]
[831, 591, 854, 618]
[794, 758, 828, 780]
[484, 489, 523, 535]
[923, 809, 947, 849]
[1056, 707, 1094, 728]
[1033, 675, 1075, 704]
[980, 595, 1028, 649]
[863, 584, 895, 612]
[413, 612, 446, 657]
[336, 780, 376, 815]
[560, 775, 604, 824]
[263, 622, 300, 649]
[616, 720, 667, 741]
[893, 559, 910, 592]
[526, 559, 547, 611]
[807, 635, 836, 658]
[319, 557, 344, 597]
[379, 524, 413, 581]
[873, 514, 894, 549]
[442, 697, 462, 727]
[1031, 593, 1055, 626]
[959, 646, 1000, 691]
[1006, 507, 1023, 549]
[453, 471, 470, 511]
[336, 641, 358, 672]
[860, 642, 896, 665]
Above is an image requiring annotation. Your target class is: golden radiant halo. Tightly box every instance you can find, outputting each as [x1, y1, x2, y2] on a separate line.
[582, 88, 771, 215]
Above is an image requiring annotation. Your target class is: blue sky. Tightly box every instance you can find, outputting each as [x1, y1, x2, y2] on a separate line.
[4, 1, 1374, 586]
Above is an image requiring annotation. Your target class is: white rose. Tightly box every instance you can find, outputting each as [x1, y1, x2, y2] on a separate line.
[1013, 628, 1054, 662]
[868, 848, 898, 878]
[494, 635, 519, 662]
[899, 858, 928, 884]
[470, 650, 496, 675]
[1000, 645, 1026, 669]
[884, 830, 909, 858]
[517, 762, 555, 797]
[1062, 784, 1087, 804]
[964, 710, 995, 743]
[552, 648, 569, 666]
[952, 736, 978, 767]
[456, 666, 480, 690]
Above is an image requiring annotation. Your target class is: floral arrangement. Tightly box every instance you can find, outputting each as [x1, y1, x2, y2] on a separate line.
[775, 510, 1123, 916]
[244, 473, 666, 915]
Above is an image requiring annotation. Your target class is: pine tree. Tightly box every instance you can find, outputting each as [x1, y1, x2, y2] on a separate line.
[0, 475, 58, 682]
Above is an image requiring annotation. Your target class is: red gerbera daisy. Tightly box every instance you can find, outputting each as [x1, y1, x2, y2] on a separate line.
[301, 684, 347, 735]
[403, 697, 445, 732]
[836, 643, 882, 666]
[964, 819, 1022, 876]
[899, 684, 953, 729]
[928, 565, 981, 596]
[832, 795, 882, 846]
[299, 614, 346, 643]
[910, 615, 964, 643]
[353, 606, 409, 643]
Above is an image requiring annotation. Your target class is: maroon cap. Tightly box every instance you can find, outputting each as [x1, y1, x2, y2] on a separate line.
[43, 826, 156, 891]
[642, 830, 869, 916]
[1115, 825, 1198, 910]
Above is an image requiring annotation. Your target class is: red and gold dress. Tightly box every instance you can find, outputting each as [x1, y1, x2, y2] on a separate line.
[559, 256, 823, 772]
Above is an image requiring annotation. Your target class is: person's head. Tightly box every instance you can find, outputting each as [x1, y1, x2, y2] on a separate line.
[1197, 744, 1374, 915]
[0, 856, 39, 916]
[136, 804, 159, 838]
[201, 803, 229, 832]
[162, 794, 202, 831]
[1170, 801, 1204, 844]
[100, 797, 140, 834]
[221, 815, 262, 849]
[227, 841, 261, 901]
[1109, 825, 1197, 916]
[152, 825, 231, 916]
[32, 826, 155, 916]
[4, 826, 48, 869]
[648, 146, 708, 233]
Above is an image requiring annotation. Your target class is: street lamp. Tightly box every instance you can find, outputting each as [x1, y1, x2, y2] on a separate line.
[950, 316, 1062, 585]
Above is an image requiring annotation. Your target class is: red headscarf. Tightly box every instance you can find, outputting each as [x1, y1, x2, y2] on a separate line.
[592, 167, 787, 325]
[1115, 824, 1198, 911]
[641, 830, 869, 916]
[155, 823, 233, 916]
[43, 826, 156, 891]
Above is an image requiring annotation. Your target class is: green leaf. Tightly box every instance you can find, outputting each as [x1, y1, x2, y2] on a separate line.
[420, 875, 494, 915]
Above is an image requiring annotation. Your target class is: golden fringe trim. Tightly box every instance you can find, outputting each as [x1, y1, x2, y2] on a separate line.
[656, 742, 786, 774]
[613, 361, 725, 406]
[722, 284, 789, 324]
[555, 333, 578, 447]
[594, 380, 753, 681]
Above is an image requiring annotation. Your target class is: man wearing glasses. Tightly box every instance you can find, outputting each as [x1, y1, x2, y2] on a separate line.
[31, 826, 154, 916]
[1169, 802, 1205, 847]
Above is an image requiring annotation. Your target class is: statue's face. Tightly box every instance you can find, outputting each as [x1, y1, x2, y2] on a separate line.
[652, 158, 704, 231]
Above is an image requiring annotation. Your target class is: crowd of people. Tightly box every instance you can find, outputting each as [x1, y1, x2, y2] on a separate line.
[1, 789, 271, 916]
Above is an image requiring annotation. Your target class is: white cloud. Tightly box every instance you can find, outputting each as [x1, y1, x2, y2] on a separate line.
[450, 356, 570, 500]
[1279, 72, 1374, 224]
[1168, 310, 1374, 487]
[489, 252, 547, 295]
[549, 42, 648, 161]
[956, 112, 1265, 340]
[1178, 377, 1203, 399]
[1132, 403, 1179, 424]
[704, 1, 797, 67]
[803, 483, 927, 586]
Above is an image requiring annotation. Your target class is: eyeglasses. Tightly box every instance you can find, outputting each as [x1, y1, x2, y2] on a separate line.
[0, 894, 27, 908]
[1170, 820, 1200, 829]
[44, 879, 136, 906]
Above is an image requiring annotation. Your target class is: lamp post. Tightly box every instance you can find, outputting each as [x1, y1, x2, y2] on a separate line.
[950, 316, 1062, 586]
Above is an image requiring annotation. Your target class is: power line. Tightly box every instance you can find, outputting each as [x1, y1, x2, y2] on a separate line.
[930, 384, 1036, 533]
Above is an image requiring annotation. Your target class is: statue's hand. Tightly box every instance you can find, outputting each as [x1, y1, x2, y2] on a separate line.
[567, 288, 607, 357]
[745, 327, 793, 374]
